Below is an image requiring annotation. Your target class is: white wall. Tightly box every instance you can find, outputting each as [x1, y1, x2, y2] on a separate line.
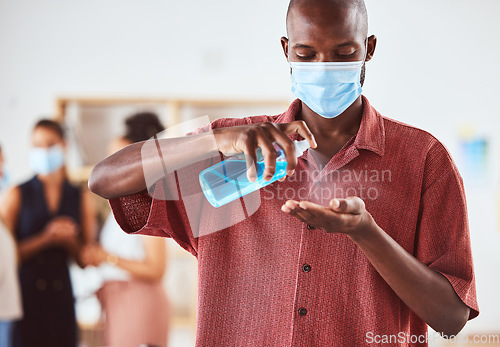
[1, 0, 499, 335]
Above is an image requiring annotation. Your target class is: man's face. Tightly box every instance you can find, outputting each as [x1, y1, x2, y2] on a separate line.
[281, 2, 375, 85]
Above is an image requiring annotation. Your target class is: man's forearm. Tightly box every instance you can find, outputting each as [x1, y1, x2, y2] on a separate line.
[89, 132, 218, 199]
[348, 214, 470, 337]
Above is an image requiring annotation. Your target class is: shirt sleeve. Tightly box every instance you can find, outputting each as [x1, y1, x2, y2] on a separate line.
[414, 140, 479, 319]
[109, 173, 199, 257]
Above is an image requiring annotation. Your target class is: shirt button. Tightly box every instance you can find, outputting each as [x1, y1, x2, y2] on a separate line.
[302, 264, 311, 272]
[298, 308, 307, 316]
[36, 279, 46, 291]
[53, 280, 63, 291]
[307, 224, 315, 230]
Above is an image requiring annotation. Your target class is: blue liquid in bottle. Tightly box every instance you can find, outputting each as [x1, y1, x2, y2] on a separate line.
[199, 140, 310, 207]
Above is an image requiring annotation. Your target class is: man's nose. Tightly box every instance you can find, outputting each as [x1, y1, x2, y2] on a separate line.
[315, 53, 339, 63]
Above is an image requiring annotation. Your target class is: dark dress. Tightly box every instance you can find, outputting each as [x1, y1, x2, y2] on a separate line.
[13, 175, 81, 347]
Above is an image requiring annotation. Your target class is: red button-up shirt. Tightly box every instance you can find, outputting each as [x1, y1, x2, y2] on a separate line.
[109, 95, 478, 346]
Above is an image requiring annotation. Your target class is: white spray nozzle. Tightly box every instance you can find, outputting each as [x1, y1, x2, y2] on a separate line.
[294, 139, 311, 157]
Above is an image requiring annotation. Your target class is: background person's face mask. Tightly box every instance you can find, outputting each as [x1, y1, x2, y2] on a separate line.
[29, 144, 65, 175]
[0, 168, 10, 191]
[289, 40, 368, 119]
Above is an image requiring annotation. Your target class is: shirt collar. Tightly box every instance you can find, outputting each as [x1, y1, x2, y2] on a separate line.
[275, 95, 385, 157]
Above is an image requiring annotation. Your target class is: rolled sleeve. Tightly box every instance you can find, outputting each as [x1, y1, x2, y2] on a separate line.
[109, 172, 198, 257]
[414, 141, 479, 319]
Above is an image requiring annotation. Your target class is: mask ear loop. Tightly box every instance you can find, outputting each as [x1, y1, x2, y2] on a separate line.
[362, 37, 369, 64]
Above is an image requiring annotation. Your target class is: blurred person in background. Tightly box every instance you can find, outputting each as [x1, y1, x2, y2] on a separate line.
[0, 145, 9, 192]
[0, 119, 96, 347]
[82, 112, 170, 347]
[0, 144, 23, 347]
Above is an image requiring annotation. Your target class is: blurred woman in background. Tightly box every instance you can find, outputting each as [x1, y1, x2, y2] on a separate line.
[0, 144, 22, 347]
[0, 119, 96, 347]
[0, 216, 22, 347]
[82, 112, 170, 347]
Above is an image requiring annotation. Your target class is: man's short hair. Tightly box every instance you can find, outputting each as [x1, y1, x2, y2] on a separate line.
[286, 0, 368, 37]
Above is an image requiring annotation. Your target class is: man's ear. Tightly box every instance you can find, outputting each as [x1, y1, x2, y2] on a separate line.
[280, 37, 289, 61]
[365, 35, 377, 62]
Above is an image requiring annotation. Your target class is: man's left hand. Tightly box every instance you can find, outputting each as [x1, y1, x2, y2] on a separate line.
[281, 197, 373, 237]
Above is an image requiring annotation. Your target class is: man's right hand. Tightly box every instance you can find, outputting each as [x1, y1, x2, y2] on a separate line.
[89, 120, 317, 199]
[213, 121, 317, 182]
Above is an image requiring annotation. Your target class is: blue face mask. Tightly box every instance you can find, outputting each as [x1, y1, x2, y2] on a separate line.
[29, 144, 65, 175]
[289, 40, 368, 119]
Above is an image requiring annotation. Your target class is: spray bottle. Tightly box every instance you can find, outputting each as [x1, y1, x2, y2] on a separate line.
[199, 139, 310, 207]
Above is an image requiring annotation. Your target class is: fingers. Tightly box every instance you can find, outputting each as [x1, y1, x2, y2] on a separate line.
[255, 128, 279, 181]
[278, 121, 317, 149]
[330, 197, 365, 215]
[281, 200, 309, 223]
[263, 124, 297, 176]
[256, 121, 315, 179]
[242, 135, 258, 182]
[236, 120, 317, 183]
[294, 201, 324, 226]
[298, 200, 325, 213]
[281, 199, 298, 213]
[242, 127, 278, 182]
